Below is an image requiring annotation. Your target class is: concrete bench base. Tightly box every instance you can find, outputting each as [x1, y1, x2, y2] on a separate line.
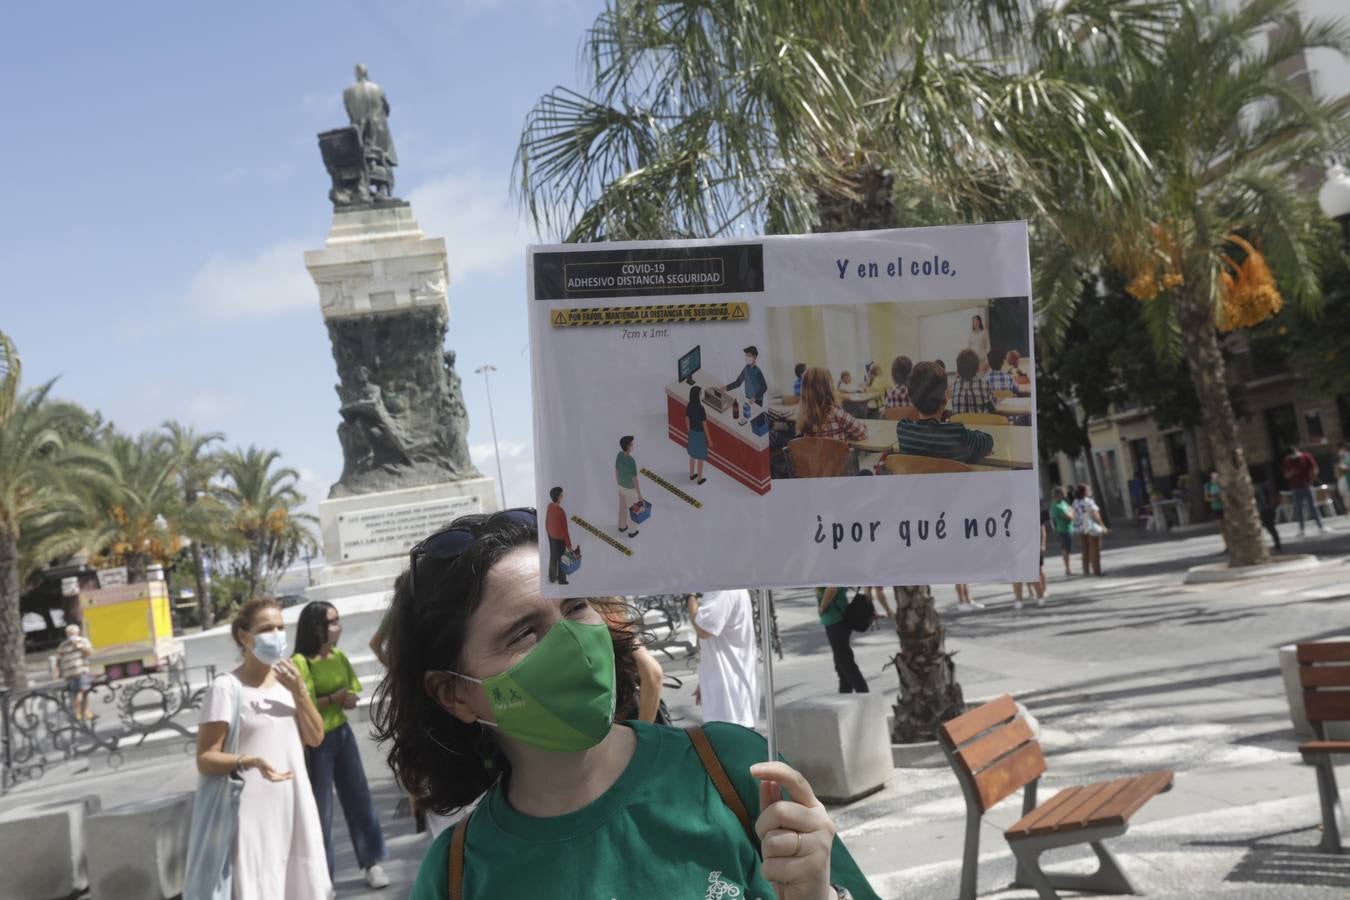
[777, 693, 891, 803]
[86, 792, 194, 900]
[0, 795, 101, 900]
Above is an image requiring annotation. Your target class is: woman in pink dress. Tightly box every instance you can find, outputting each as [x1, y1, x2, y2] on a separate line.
[195, 597, 333, 899]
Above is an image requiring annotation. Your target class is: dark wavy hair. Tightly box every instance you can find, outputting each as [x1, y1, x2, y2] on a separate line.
[370, 512, 643, 815]
[294, 600, 337, 659]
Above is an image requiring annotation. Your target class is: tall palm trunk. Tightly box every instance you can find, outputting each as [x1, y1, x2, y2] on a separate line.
[1175, 284, 1268, 566]
[890, 585, 965, 742]
[0, 528, 27, 689]
[192, 542, 213, 628]
[814, 166, 966, 740]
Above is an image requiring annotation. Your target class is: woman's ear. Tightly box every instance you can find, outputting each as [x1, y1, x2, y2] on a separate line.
[424, 672, 478, 725]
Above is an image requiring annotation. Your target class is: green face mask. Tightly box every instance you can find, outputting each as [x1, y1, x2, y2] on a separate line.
[445, 619, 617, 752]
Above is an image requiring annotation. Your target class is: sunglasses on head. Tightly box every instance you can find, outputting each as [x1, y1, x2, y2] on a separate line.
[407, 507, 537, 599]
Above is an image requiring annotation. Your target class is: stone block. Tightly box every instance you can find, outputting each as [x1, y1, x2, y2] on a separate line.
[85, 792, 194, 900]
[1278, 642, 1350, 740]
[0, 795, 101, 900]
[776, 693, 890, 803]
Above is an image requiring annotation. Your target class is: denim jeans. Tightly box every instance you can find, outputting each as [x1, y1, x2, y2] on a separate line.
[307, 721, 386, 876]
[1290, 487, 1324, 532]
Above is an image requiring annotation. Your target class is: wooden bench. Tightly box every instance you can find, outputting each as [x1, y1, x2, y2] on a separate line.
[1295, 640, 1350, 852]
[939, 695, 1173, 900]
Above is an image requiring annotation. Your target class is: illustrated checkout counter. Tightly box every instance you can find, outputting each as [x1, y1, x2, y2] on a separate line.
[665, 345, 771, 495]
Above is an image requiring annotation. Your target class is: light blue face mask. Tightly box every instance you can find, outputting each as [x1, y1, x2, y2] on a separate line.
[251, 631, 289, 665]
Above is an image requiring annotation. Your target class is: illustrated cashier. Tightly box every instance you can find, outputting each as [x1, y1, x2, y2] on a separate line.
[725, 345, 767, 406]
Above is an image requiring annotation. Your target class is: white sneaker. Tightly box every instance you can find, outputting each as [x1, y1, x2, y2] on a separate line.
[952, 604, 969, 615]
[364, 864, 390, 889]
[1013, 600, 1023, 610]
[969, 600, 986, 610]
[1036, 597, 1046, 608]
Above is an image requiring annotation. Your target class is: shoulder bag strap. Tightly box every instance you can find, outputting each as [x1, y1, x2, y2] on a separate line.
[225, 674, 243, 755]
[686, 726, 758, 848]
[448, 811, 470, 900]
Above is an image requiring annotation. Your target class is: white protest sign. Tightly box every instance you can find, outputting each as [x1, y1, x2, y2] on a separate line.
[527, 223, 1039, 597]
[96, 566, 128, 588]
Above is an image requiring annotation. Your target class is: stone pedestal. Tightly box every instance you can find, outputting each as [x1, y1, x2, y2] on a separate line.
[308, 478, 498, 603]
[777, 693, 891, 803]
[304, 203, 494, 606]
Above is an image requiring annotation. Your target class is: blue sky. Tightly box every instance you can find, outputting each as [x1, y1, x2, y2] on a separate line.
[2, 0, 609, 525]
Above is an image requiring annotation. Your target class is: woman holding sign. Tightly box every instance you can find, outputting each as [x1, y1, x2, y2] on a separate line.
[374, 510, 879, 900]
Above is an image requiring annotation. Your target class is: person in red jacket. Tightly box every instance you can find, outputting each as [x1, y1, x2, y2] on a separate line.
[1282, 445, 1325, 535]
[546, 487, 578, 584]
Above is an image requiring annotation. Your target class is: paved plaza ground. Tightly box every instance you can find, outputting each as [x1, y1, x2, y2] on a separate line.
[3, 521, 1348, 898]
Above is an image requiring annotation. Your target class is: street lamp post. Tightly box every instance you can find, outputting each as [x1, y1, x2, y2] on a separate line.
[1317, 164, 1350, 253]
[474, 364, 508, 509]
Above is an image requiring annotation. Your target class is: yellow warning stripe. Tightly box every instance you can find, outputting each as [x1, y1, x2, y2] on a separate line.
[639, 468, 703, 509]
[550, 302, 749, 328]
[571, 515, 633, 557]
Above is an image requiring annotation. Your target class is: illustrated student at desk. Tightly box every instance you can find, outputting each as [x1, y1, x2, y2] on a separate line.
[725, 345, 767, 407]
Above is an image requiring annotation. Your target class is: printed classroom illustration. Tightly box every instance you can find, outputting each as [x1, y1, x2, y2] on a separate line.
[527, 224, 1042, 595]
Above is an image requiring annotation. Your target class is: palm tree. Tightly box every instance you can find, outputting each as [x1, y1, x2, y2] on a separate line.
[218, 446, 317, 601]
[0, 332, 87, 689]
[59, 432, 186, 583]
[517, 0, 1168, 740]
[160, 422, 226, 627]
[1035, 0, 1350, 567]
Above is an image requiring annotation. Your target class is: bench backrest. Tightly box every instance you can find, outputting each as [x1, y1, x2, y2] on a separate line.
[1296, 641, 1350, 735]
[938, 694, 1045, 814]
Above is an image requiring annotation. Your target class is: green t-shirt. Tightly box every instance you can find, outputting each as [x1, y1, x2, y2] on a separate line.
[616, 451, 638, 489]
[1050, 499, 1074, 534]
[293, 648, 361, 733]
[816, 588, 849, 626]
[410, 721, 879, 900]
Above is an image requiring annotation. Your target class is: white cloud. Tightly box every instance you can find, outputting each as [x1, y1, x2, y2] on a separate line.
[470, 440, 536, 508]
[185, 239, 314, 321]
[408, 172, 531, 282]
[183, 169, 527, 322]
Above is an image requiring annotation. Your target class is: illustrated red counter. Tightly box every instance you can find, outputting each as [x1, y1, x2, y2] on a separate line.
[666, 375, 771, 495]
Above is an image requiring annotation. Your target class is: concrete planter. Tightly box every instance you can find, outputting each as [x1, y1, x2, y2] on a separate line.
[1277, 641, 1350, 740]
[0, 795, 101, 900]
[777, 693, 892, 803]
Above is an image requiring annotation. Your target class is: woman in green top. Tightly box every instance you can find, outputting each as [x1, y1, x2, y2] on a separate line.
[374, 510, 879, 900]
[293, 601, 389, 889]
[818, 588, 869, 694]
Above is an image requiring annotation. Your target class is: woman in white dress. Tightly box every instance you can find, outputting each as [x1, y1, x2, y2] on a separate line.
[967, 313, 991, 367]
[195, 597, 333, 900]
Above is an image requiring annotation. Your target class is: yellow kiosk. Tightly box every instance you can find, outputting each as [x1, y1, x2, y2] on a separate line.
[79, 581, 184, 681]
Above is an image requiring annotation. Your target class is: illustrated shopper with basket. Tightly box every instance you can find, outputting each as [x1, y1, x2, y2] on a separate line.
[615, 435, 646, 538]
[546, 486, 580, 584]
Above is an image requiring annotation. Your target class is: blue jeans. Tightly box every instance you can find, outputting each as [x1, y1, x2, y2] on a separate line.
[307, 722, 386, 876]
[1291, 487, 1324, 532]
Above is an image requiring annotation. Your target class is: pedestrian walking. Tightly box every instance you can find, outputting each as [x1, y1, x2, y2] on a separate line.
[1283, 445, 1326, 535]
[1256, 476, 1283, 553]
[953, 583, 984, 613]
[1073, 483, 1108, 576]
[293, 601, 390, 889]
[190, 597, 331, 900]
[819, 587, 870, 692]
[373, 510, 879, 899]
[1206, 470, 1227, 552]
[56, 624, 94, 721]
[688, 590, 759, 727]
[1012, 513, 1049, 609]
[1049, 487, 1075, 575]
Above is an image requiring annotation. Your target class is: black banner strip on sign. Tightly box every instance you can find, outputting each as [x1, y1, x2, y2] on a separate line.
[639, 468, 703, 509]
[570, 515, 634, 557]
[534, 244, 764, 300]
[551, 301, 748, 328]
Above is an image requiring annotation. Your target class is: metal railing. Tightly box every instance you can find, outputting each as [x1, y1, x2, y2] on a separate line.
[1, 663, 217, 794]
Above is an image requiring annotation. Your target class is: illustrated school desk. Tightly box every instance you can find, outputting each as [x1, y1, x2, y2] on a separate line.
[666, 374, 771, 494]
[853, 419, 1034, 469]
